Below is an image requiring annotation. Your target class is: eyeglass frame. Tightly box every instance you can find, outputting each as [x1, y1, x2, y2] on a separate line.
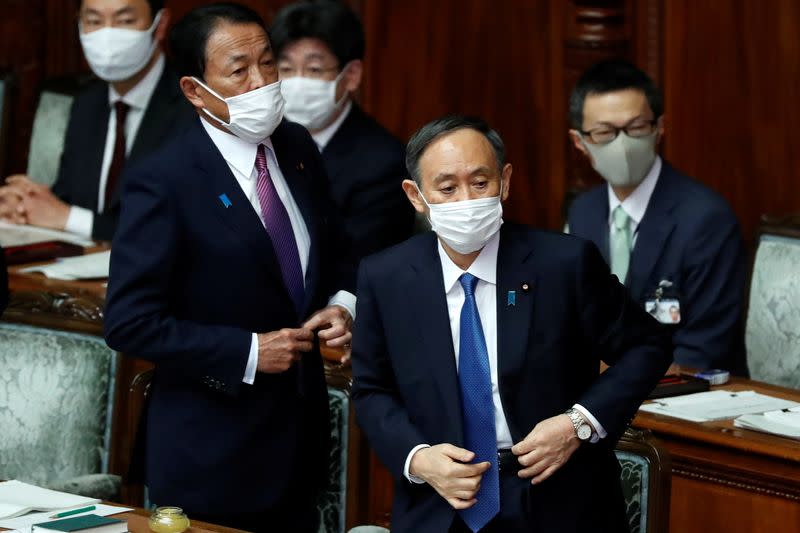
[277, 64, 342, 80]
[578, 118, 660, 145]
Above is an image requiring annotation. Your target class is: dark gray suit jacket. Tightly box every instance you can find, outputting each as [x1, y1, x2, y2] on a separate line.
[52, 64, 195, 240]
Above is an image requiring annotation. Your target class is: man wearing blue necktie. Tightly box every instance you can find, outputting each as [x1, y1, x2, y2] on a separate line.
[351, 115, 672, 532]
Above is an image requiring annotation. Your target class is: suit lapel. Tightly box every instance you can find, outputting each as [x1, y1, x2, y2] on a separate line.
[189, 120, 291, 305]
[496, 226, 536, 441]
[628, 166, 677, 299]
[270, 121, 318, 316]
[409, 233, 464, 445]
[82, 89, 112, 211]
[586, 189, 611, 264]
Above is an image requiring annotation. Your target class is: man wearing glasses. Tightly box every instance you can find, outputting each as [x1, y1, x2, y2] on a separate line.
[270, 1, 414, 260]
[567, 60, 748, 376]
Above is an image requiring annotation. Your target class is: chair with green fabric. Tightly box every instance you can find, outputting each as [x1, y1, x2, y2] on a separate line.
[745, 214, 800, 389]
[0, 322, 121, 500]
[614, 428, 671, 533]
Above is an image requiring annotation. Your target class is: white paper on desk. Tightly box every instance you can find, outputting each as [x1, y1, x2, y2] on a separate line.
[0, 221, 93, 248]
[734, 406, 800, 439]
[0, 503, 132, 529]
[19, 251, 111, 280]
[639, 390, 800, 422]
[0, 481, 98, 521]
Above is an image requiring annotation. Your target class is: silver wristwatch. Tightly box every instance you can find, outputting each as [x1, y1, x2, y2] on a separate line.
[565, 408, 593, 441]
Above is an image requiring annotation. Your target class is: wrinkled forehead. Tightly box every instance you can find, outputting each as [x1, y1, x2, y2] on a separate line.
[418, 129, 499, 183]
[204, 21, 270, 70]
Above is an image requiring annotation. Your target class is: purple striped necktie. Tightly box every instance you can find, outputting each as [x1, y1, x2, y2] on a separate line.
[255, 144, 305, 314]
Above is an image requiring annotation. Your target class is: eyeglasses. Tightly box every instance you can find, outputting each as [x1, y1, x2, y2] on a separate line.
[277, 65, 340, 80]
[579, 119, 658, 145]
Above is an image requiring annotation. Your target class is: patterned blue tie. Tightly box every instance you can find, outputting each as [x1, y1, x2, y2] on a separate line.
[457, 273, 500, 532]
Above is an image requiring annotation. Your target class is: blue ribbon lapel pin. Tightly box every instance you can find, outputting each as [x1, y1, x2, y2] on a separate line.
[507, 290, 516, 307]
[218, 193, 233, 208]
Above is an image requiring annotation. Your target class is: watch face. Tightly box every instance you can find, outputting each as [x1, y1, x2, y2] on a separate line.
[577, 424, 592, 441]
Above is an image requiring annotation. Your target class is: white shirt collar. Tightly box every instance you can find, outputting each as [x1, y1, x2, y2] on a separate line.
[108, 52, 165, 110]
[437, 230, 500, 293]
[607, 155, 662, 225]
[200, 117, 277, 179]
[311, 100, 353, 151]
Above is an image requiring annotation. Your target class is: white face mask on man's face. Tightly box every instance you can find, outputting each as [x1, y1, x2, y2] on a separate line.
[416, 183, 504, 254]
[281, 68, 348, 131]
[79, 11, 162, 82]
[582, 131, 658, 188]
[193, 78, 285, 144]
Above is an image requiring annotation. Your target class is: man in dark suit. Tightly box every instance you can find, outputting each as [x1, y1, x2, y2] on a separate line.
[351, 115, 672, 533]
[0, 246, 7, 315]
[104, 4, 356, 531]
[0, 0, 194, 241]
[271, 1, 414, 259]
[567, 60, 748, 376]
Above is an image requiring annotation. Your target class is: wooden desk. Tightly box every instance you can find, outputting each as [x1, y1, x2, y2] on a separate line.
[633, 378, 800, 533]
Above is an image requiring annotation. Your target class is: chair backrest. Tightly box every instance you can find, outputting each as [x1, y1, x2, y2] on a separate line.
[745, 214, 800, 389]
[26, 75, 91, 187]
[615, 428, 671, 533]
[319, 385, 350, 533]
[0, 322, 118, 486]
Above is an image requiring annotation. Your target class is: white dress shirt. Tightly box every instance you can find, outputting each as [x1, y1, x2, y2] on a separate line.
[309, 101, 352, 152]
[65, 53, 166, 237]
[200, 118, 356, 384]
[404, 231, 606, 483]
[607, 156, 662, 250]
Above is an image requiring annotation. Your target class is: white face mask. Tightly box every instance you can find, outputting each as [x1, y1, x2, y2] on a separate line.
[582, 131, 657, 188]
[79, 11, 162, 82]
[193, 78, 285, 144]
[280, 69, 348, 130]
[416, 184, 504, 254]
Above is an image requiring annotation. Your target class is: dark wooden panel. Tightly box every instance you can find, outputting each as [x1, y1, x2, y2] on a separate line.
[661, 0, 800, 242]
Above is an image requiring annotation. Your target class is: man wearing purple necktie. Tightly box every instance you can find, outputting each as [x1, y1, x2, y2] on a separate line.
[104, 4, 356, 532]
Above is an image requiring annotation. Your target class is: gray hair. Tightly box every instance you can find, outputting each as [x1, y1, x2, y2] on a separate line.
[405, 115, 505, 184]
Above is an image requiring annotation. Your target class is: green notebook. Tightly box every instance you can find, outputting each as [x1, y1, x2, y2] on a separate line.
[32, 514, 127, 533]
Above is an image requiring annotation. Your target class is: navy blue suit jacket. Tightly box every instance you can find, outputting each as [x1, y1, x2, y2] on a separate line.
[351, 224, 672, 533]
[104, 117, 356, 514]
[52, 65, 195, 240]
[321, 104, 414, 259]
[0, 245, 7, 314]
[568, 161, 748, 375]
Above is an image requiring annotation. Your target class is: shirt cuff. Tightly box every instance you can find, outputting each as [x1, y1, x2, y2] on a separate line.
[573, 403, 607, 443]
[404, 444, 430, 484]
[64, 206, 94, 238]
[327, 290, 356, 320]
[242, 332, 258, 384]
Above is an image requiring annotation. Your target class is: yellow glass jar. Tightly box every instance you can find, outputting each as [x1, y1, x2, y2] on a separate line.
[149, 506, 190, 533]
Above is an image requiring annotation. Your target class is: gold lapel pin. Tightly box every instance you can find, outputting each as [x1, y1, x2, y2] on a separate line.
[521, 283, 530, 292]
[297, 162, 305, 170]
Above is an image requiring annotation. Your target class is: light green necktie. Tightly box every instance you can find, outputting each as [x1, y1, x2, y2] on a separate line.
[610, 205, 632, 283]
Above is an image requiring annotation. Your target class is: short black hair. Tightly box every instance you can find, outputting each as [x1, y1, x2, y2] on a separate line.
[169, 2, 267, 79]
[270, 0, 364, 67]
[406, 115, 505, 184]
[568, 59, 664, 129]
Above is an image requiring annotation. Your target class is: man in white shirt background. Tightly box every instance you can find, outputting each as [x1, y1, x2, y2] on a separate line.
[0, 0, 194, 240]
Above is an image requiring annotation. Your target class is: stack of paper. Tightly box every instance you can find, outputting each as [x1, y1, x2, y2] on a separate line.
[639, 390, 800, 422]
[19, 251, 111, 280]
[0, 222, 93, 248]
[734, 406, 800, 439]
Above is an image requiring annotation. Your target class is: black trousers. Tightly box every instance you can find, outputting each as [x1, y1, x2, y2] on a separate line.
[449, 471, 533, 533]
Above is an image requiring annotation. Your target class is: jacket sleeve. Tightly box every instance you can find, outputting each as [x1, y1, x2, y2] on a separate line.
[103, 163, 251, 395]
[351, 259, 426, 480]
[573, 240, 673, 443]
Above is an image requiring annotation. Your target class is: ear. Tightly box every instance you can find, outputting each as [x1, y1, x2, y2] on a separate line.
[153, 8, 171, 44]
[569, 129, 589, 157]
[655, 115, 666, 147]
[341, 60, 362, 94]
[180, 76, 205, 109]
[401, 179, 427, 214]
[500, 163, 512, 201]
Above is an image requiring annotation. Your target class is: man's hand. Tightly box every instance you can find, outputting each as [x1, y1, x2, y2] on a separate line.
[256, 327, 314, 373]
[4, 176, 70, 230]
[511, 414, 582, 485]
[303, 305, 353, 362]
[0, 177, 26, 224]
[409, 444, 491, 510]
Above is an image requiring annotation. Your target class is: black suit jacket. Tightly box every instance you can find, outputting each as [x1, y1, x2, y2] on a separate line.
[52, 64, 194, 241]
[0, 246, 7, 314]
[351, 224, 672, 533]
[321, 104, 414, 259]
[104, 118, 356, 513]
[568, 161, 748, 375]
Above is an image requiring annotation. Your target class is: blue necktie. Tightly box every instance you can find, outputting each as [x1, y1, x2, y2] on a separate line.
[457, 273, 500, 532]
